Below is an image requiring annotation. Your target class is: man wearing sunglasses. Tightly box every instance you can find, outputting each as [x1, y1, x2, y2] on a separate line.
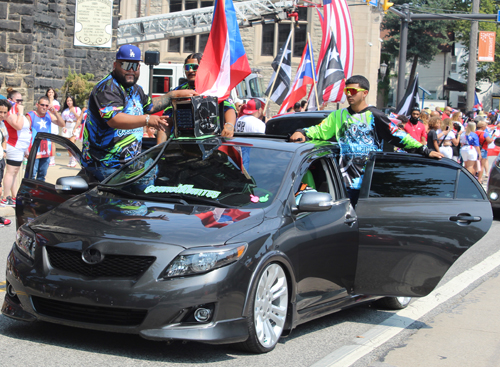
[157, 53, 237, 143]
[290, 75, 443, 205]
[26, 96, 66, 182]
[83, 44, 197, 181]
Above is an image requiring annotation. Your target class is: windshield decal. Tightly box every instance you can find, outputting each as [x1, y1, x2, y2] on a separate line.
[250, 194, 270, 203]
[144, 184, 221, 199]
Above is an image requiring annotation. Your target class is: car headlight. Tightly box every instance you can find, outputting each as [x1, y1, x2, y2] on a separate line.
[161, 243, 247, 278]
[15, 226, 37, 260]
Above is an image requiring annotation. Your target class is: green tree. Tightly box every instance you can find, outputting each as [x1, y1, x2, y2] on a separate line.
[381, 0, 454, 83]
[453, 0, 500, 83]
[59, 69, 96, 108]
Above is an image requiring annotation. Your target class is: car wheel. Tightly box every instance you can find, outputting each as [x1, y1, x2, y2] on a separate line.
[374, 296, 412, 310]
[235, 262, 289, 353]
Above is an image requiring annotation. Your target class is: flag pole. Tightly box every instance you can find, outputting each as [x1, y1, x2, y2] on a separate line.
[265, 29, 293, 116]
[307, 32, 320, 109]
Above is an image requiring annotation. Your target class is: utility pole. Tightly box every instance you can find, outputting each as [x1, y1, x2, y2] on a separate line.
[396, 4, 410, 103]
[466, 0, 480, 112]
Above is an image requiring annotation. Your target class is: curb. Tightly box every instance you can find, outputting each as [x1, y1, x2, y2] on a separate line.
[0, 206, 15, 217]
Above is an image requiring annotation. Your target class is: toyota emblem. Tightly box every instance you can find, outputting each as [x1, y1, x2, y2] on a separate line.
[82, 248, 104, 265]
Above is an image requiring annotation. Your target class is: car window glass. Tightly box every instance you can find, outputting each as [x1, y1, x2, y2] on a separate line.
[369, 159, 456, 198]
[28, 139, 83, 185]
[294, 158, 335, 200]
[110, 141, 293, 208]
[456, 171, 483, 199]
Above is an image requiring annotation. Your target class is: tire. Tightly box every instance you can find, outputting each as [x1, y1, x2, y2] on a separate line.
[234, 262, 289, 353]
[374, 296, 412, 310]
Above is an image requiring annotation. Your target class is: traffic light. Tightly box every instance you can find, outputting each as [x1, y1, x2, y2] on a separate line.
[382, 0, 394, 13]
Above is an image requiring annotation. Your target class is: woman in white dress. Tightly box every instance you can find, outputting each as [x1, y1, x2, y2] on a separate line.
[45, 88, 60, 166]
[61, 96, 81, 167]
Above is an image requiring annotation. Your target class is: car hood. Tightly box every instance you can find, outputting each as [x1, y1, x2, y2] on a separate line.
[28, 192, 265, 248]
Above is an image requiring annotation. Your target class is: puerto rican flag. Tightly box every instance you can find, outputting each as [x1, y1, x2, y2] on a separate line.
[195, 0, 251, 99]
[278, 42, 316, 114]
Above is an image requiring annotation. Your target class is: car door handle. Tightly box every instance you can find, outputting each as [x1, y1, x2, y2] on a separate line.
[449, 215, 481, 223]
[344, 214, 357, 225]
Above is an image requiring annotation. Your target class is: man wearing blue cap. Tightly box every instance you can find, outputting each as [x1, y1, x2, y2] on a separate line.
[83, 44, 197, 181]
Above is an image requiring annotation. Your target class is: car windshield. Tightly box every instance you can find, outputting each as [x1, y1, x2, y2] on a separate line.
[103, 139, 292, 208]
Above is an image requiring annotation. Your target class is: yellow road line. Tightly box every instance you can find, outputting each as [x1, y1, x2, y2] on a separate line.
[0, 281, 5, 292]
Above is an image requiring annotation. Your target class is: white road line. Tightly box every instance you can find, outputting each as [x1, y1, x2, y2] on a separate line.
[311, 248, 500, 367]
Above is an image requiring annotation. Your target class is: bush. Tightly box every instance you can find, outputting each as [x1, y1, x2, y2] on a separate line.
[59, 69, 96, 109]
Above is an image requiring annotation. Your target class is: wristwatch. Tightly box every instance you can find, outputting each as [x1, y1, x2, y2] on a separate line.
[145, 114, 150, 127]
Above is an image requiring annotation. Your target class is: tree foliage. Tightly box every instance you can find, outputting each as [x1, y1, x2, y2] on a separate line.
[453, 0, 500, 83]
[59, 69, 96, 108]
[381, 0, 454, 82]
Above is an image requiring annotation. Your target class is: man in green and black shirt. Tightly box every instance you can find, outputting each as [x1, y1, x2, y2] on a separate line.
[291, 75, 443, 203]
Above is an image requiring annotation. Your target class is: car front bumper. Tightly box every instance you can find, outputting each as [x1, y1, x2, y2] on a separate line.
[3, 244, 251, 344]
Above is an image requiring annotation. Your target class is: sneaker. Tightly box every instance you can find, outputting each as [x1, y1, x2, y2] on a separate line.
[0, 217, 11, 226]
[0, 198, 6, 207]
[49, 162, 56, 167]
[5, 197, 15, 207]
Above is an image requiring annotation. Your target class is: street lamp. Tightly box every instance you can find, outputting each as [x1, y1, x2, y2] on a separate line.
[379, 62, 388, 80]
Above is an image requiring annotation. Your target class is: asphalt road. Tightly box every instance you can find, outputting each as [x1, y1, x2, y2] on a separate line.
[0, 218, 498, 367]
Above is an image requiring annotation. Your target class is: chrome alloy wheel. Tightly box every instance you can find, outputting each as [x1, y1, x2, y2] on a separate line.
[254, 263, 288, 348]
[396, 297, 412, 307]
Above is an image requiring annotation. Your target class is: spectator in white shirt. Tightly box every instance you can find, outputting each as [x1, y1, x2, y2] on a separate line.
[235, 99, 266, 134]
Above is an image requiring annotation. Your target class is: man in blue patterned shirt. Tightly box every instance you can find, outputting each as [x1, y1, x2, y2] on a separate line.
[83, 44, 197, 181]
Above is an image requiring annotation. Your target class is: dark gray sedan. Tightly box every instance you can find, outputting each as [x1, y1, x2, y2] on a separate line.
[2, 133, 492, 353]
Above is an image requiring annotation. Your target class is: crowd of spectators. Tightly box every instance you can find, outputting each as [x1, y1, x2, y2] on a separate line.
[393, 105, 500, 182]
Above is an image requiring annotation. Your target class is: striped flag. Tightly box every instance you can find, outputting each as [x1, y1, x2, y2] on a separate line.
[195, 0, 251, 99]
[278, 42, 316, 114]
[395, 74, 420, 117]
[474, 91, 483, 110]
[265, 32, 292, 105]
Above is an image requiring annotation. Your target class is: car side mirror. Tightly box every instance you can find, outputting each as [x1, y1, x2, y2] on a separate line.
[295, 192, 334, 213]
[495, 137, 500, 147]
[55, 176, 89, 195]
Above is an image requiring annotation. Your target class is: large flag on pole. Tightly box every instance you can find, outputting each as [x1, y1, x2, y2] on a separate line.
[278, 42, 316, 114]
[395, 74, 420, 117]
[195, 0, 251, 99]
[265, 32, 292, 105]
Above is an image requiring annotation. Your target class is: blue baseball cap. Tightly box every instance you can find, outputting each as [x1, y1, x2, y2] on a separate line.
[116, 44, 142, 61]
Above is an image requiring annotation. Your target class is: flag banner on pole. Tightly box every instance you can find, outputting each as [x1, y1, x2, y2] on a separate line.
[320, 0, 354, 102]
[265, 32, 292, 105]
[317, 32, 345, 104]
[195, 0, 251, 99]
[395, 74, 420, 117]
[474, 91, 483, 109]
[278, 42, 316, 114]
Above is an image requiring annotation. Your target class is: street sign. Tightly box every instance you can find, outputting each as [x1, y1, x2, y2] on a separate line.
[497, 10, 500, 22]
[370, 0, 379, 7]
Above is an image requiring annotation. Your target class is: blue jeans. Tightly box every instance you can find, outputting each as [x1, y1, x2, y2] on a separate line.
[32, 157, 50, 182]
[86, 165, 117, 182]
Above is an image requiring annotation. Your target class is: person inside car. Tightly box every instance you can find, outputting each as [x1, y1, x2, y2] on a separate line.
[290, 75, 443, 205]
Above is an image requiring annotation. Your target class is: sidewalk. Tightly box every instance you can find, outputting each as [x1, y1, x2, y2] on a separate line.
[372, 272, 500, 367]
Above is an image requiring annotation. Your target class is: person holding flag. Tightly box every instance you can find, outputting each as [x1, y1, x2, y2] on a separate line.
[157, 53, 238, 143]
[290, 75, 443, 205]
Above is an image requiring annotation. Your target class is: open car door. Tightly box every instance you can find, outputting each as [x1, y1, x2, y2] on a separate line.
[16, 133, 98, 228]
[354, 152, 492, 297]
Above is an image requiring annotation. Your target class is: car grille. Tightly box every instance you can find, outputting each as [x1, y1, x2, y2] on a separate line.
[31, 296, 147, 326]
[46, 246, 156, 278]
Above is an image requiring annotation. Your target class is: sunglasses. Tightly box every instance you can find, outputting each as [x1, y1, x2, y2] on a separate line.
[16, 99, 24, 103]
[184, 63, 199, 71]
[344, 87, 366, 96]
[39, 103, 49, 107]
[120, 61, 140, 71]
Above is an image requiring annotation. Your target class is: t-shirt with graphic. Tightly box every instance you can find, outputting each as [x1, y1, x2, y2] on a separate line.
[235, 115, 265, 133]
[27, 111, 52, 158]
[6, 102, 31, 152]
[82, 74, 153, 169]
[304, 106, 429, 190]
